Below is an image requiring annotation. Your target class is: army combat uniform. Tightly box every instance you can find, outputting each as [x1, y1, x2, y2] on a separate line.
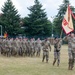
[42, 39, 51, 63]
[53, 38, 62, 66]
[36, 38, 42, 57]
[70, 36, 75, 70]
[42, 44, 50, 63]
[63, 34, 75, 70]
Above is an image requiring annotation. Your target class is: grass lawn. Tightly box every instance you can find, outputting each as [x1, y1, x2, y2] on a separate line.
[0, 45, 75, 75]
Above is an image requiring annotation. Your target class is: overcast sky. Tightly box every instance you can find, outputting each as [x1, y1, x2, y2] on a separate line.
[0, 0, 75, 21]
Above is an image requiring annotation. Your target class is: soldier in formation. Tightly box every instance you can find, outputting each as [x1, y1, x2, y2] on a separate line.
[63, 33, 75, 70]
[42, 38, 51, 63]
[0, 37, 43, 57]
[53, 37, 62, 66]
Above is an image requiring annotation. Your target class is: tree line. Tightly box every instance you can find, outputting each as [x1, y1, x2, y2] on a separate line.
[0, 0, 75, 38]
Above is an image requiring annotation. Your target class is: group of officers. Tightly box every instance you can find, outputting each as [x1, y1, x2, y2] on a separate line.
[0, 32, 75, 70]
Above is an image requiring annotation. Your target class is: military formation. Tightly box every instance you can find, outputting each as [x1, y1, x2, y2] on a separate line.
[0, 33, 75, 70]
[0, 38, 42, 57]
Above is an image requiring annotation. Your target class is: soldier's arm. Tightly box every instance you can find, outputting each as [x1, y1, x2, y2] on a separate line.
[59, 40, 62, 48]
[50, 45, 51, 51]
[63, 34, 70, 41]
[63, 36, 67, 41]
[42, 47, 45, 51]
[48, 43, 51, 51]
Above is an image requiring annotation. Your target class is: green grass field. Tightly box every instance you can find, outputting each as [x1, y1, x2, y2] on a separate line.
[0, 45, 75, 75]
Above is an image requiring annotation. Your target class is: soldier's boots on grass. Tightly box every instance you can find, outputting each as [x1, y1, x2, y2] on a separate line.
[53, 58, 56, 66]
[68, 59, 74, 70]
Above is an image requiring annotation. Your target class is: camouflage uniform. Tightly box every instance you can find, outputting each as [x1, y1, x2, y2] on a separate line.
[70, 37, 75, 70]
[63, 34, 75, 70]
[21, 39, 26, 56]
[42, 39, 51, 63]
[1, 39, 5, 55]
[7, 38, 12, 56]
[25, 39, 31, 56]
[4, 38, 11, 56]
[42, 44, 49, 63]
[53, 38, 62, 66]
[18, 38, 24, 56]
[11, 39, 18, 56]
[36, 38, 42, 57]
[30, 39, 35, 57]
[35, 41, 39, 56]
[0, 38, 3, 54]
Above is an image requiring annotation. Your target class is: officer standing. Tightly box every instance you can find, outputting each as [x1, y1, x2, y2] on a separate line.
[53, 37, 62, 66]
[42, 38, 51, 63]
[42, 44, 50, 63]
[63, 33, 75, 70]
[36, 38, 42, 57]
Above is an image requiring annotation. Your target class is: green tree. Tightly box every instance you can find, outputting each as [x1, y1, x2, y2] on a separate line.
[1, 0, 20, 36]
[23, 0, 52, 37]
[53, 0, 75, 36]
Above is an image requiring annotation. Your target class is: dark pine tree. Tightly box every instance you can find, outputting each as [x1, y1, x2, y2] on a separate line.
[23, 0, 52, 37]
[1, 0, 20, 36]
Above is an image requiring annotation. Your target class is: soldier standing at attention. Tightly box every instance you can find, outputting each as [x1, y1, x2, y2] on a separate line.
[71, 33, 75, 70]
[63, 33, 75, 70]
[42, 38, 51, 63]
[53, 37, 62, 67]
[36, 38, 42, 57]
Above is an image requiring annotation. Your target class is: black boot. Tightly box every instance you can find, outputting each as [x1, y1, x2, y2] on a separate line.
[70, 59, 74, 70]
[57, 59, 60, 67]
[53, 58, 56, 66]
[68, 59, 73, 70]
[68, 59, 71, 70]
[57, 63, 59, 67]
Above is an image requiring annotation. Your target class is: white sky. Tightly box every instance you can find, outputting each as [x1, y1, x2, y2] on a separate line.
[0, 0, 75, 21]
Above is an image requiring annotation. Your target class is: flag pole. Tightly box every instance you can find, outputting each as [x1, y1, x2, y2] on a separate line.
[60, 29, 63, 39]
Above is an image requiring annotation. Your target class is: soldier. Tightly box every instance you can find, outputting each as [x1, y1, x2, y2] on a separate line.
[11, 38, 18, 56]
[71, 34, 75, 70]
[18, 38, 24, 56]
[35, 38, 42, 57]
[25, 39, 31, 56]
[4, 38, 11, 56]
[15, 38, 20, 56]
[35, 41, 39, 57]
[63, 33, 75, 70]
[21, 38, 26, 56]
[1, 38, 6, 55]
[7, 38, 12, 56]
[30, 38, 35, 57]
[53, 37, 62, 66]
[0, 37, 3, 54]
[42, 38, 51, 63]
